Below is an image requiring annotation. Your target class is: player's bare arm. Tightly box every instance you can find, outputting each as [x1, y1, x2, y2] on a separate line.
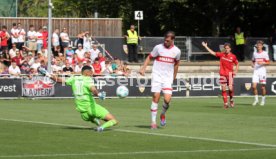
[50, 74, 65, 83]
[90, 86, 99, 96]
[202, 42, 216, 56]
[174, 60, 180, 80]
[234, 63, 239, 75]
[139, 55, 151, 76]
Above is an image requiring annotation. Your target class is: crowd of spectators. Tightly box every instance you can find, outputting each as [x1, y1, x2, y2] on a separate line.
[0, 23, 130, 78]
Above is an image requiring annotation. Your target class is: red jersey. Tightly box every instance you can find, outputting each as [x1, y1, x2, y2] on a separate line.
[0, 31, 8, 46]
[99, 57, 105, 63]
[216, 52, 238, 76]
[11, 56, 23, 66]
[42, 31, 48, 49]
[92, 63, 101, 74]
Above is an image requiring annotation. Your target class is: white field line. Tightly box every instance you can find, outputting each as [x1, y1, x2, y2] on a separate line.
[1, 118, 276, 148]
[0, 148, 275, 158]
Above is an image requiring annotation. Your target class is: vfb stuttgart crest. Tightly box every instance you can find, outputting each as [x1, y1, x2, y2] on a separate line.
[245, 83, 252, 91]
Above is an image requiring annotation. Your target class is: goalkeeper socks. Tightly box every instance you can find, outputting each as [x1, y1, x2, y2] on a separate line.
[161, 102, 170, 114]
[222, 91, 228, 104]
[101, 119, 117, 129]
[151, 102, 158, 124]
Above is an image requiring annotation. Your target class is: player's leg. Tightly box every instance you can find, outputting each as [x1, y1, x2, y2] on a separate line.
[151, 92, 161, 129]
[228, 75, 235, 107]
[260, 84, 266, 106]
[252, 72, 259, 106]
[150, 80, 162, 129]
[259, 74, 267, 106]
[93, 104, 118, 132]
[220, 76, 228, 108]
[160, 83, 173, 126]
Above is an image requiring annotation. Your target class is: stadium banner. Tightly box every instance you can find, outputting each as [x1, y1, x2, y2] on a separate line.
[0, 79, 22, 97]
[1, 77, 276, 98]
[21, 76, 55, 97]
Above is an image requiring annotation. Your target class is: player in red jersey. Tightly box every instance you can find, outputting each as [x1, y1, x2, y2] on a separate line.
[202, 42, 239, 109]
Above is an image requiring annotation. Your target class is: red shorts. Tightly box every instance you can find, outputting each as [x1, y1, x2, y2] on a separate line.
[219, 75, 234, 86]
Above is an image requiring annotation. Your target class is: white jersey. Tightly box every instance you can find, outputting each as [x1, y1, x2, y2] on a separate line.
[17, 28, 26, 42]
[252, 51, 269, 73]
[150, 44, 181, 83]
[11, 28, 19, 43]
[27, 31, 37, 42]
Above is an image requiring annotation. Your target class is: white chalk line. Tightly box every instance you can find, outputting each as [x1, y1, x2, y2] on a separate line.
[0, 148, 275, 158]
[0, 118, 276, 149]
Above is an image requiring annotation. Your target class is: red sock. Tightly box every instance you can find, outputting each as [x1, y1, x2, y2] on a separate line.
[229, 90, 234, 100]
[222, 91, 228, 104]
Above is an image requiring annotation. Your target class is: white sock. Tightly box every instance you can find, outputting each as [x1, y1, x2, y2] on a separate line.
[262, 96, 266, 102]
[255, 95, 259, 101]
[161, 102, 170, 115]
[151, 102, 158, 124]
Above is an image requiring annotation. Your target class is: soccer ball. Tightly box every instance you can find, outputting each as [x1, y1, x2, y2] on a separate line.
[116, 85, 129, 98]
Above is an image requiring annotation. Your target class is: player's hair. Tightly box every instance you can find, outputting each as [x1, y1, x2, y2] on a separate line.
[2, 25, 7, 29]
[256, 40, 264, 45]
[164, 31, 175, 40]
[81, 66, 92, 72]
[224, 43, 231, 48]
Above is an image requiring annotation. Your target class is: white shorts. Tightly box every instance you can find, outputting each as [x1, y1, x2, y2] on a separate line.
[252, 71, 267, 84]
[151, 81, 173, 94]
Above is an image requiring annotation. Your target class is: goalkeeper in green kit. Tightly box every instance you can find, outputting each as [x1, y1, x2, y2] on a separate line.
[38, 66, 118, 132]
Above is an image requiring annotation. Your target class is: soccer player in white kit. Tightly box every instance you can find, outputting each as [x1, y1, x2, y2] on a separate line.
[252, 40, 270, 106]
[139, 31, 181, 129]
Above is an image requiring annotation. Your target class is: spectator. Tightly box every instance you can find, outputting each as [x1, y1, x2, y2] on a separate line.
[65, 45, 74, 58]
[37, 51, 47, 63]
[74, 62, 83, 73]
[9, 43, 18, 59]
[0, 25, 10, 55]
[40, 60, 47, 70]
[20, 60, 30, 74]
[90, 44, 100, 62]
[76, 31, 84, 46]
[42, 26, 48, 49]
[30, 57, 41, 70]
[62, 62, 74, 74]
[27, 52, 34, 66]
[98, 52, 106, 69]
[27, 25, 37, 55]
[52, 29, 60, 55]
[11, 50, 24, 66]
[83, 31, 92, 52]
[125, 24, 140, 63]
[8, 61, 21, 77]
[270, 28, 276, 62]
[17, 23, 26, 50]
[92, 58, 102, 75]
[51, 60, 62, 74]
[0, 63, 9, 78]
[234, 27, 246, 62]
[36, 27, 44, 52]
[56, 52, 65, 64]
[10, 23, 19, 48]
[41, 48, 48, 58]
[75, 44, 85, 62]
[60, 28, 70, 56]
[102, 60, 113, 76]
[122, 62, 130, 76]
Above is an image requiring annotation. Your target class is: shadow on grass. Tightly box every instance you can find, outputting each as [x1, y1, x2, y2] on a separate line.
[63, 126, 113, 132]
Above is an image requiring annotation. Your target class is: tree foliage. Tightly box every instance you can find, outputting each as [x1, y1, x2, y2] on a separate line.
[17, 0, 276, 36]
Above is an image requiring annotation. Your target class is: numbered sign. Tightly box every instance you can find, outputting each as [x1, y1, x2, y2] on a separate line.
[135, 11, 143, 20]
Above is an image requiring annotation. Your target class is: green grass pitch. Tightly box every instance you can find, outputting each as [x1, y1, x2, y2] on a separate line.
[0, 97, 276, 159]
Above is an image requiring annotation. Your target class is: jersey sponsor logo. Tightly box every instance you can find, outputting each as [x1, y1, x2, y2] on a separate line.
[221, 57, 233, 62]
[254, 58, 266, 62]
[156, 56, 175, 64]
